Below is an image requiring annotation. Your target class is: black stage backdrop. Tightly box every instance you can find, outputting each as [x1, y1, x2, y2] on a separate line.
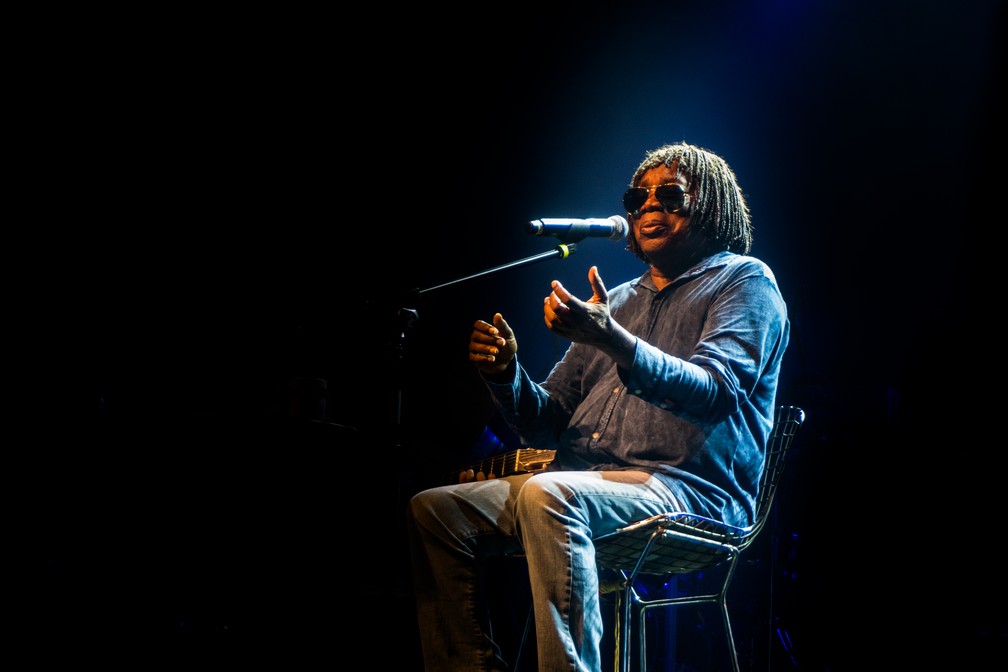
[17, 2, 1005, 669]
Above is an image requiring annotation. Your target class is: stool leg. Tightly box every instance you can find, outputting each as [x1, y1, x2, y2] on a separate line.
[615, 584, 632, 672]
[514, 604, 534, 672]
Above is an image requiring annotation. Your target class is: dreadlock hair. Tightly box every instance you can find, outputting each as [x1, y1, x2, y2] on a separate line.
[625, 142, 753, 263]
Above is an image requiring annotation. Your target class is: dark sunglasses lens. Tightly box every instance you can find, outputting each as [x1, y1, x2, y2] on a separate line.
[622, 188, 647, 213]
[655, 185, 686, 211]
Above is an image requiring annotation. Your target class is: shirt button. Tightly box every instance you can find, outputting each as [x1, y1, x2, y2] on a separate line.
[658, 402, 668, 409]
[634, 389, 643, 395]
[591, 432, 600, 439]
[612, 386, 619, 394]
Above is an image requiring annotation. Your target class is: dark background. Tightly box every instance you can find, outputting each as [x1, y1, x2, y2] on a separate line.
[18, 1, 1005, 669]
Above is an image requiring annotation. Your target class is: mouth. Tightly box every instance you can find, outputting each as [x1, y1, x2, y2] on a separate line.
[637, 220, 667, 237]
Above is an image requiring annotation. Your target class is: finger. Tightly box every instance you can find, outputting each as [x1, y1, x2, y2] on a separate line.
[473, 319, 495, 334]
[470, 336, 501, 358]
[543, 297, 555, 327]
[492, 313, 514, 339]
[588, 265, 608, 302]
[550, 280, 573, 304]
[470, 350, 497, 363]
[544, 299, 569, 332]
[473, 318, 505, 347]
[471, 329, 501, 345]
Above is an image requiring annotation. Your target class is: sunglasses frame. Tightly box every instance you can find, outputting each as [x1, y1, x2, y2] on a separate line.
[622, 183, 691, 215]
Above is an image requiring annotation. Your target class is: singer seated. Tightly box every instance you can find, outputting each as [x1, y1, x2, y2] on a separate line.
[405, 141, 791, 671]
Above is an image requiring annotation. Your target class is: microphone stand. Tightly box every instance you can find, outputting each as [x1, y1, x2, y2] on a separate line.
[390, 241, 577, 457]
[388, 241, 579, 616]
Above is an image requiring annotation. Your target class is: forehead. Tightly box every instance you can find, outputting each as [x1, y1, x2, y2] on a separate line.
[638, 162, 686, 186]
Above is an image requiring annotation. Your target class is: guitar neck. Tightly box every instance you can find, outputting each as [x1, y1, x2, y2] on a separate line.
[448, 448, 556, 484]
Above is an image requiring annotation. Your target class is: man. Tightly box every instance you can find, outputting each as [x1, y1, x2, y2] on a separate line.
[408, 142, 790, 671]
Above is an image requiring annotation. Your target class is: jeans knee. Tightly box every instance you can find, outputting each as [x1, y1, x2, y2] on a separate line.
[515, 473, 574, 521]
[407, 488, 438, 532]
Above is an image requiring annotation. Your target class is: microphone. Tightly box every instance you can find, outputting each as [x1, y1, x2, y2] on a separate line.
[526, 216, 628, 242]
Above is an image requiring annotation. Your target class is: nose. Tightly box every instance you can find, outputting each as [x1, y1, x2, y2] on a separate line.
[642, 186, 661, 208]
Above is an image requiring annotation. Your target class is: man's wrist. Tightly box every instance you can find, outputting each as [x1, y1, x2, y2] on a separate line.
[481, 360, 515, 384]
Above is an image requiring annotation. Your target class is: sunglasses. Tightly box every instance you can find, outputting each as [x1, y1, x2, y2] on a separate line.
[622, 183, 691, 215]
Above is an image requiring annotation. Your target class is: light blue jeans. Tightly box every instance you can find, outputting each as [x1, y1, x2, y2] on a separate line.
[407, 470, 683, 671]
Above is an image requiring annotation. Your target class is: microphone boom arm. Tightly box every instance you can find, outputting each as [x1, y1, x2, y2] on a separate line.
[419, 243, 576, 295]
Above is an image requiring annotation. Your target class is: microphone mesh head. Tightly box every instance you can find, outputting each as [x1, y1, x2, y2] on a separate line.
[608, 215, 629, 240]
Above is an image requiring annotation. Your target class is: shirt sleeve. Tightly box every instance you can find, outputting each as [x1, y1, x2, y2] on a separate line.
[622, 269, 788, 424]
[480, 356, 575, 448]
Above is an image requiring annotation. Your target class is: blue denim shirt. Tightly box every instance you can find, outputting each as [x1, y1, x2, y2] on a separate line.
[484, 251, 790, 527]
